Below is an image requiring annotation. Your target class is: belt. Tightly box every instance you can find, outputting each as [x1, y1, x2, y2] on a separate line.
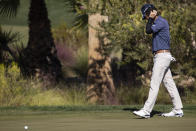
[154, 50, 170, 55]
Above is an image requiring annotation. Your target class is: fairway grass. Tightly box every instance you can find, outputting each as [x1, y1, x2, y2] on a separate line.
[0, 105, 196, 131]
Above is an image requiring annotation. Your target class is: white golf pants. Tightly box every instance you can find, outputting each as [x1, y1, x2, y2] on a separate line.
[143, 52, 183, 113]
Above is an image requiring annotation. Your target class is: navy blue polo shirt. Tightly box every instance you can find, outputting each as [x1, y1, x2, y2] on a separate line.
[151, 16, 170, 52]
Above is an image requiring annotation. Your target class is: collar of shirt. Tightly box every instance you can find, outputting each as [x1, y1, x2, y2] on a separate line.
[153, 16, 161, 24]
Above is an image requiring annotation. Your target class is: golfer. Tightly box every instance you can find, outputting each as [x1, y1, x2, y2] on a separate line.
[133, 4, 183, 118]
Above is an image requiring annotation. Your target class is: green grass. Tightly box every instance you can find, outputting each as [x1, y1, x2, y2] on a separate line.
[0, 105, 196, 131]
[0, 105, 195, 114]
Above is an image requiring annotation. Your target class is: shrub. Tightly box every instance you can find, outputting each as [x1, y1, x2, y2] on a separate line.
[62, 85, 88, 106]
[55, 43, 75, 67]
[0, 62, 195, 106]
[0, 62, 31, 106]
[52, 24, 87, 49]
[0, 62, 88, 106]
[116, 84, 196, 105]
[117, 86, 149, 105]
[52, 24, 88, 78]
[72, 46, 88, 78]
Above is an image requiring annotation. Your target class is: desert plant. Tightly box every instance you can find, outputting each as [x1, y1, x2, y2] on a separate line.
[0, 26, 21, 64]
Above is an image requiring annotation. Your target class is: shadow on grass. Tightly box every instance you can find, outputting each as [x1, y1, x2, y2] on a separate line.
[122, 107, 163, 118]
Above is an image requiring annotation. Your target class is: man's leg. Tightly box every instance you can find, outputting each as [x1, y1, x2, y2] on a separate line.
[143, 54, 171, 113]
[133, 53, 173, 118]
[163, 68, 183, 110]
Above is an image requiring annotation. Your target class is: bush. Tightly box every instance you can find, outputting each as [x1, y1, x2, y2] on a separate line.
[0, 62, 32, 106]
[72, 46, 88, 78]
[52, 24, 87, 49]
[116, 84, 196, 105]
[53, 24, 88, 78]
[61, 85, 88, 106]
[71, 0, 196, 86]
[30, 87, 87, 106]
[0, 63, 88, 106]
[0, 62, 195, 106]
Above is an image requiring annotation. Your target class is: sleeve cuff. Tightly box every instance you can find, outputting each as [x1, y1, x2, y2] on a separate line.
[148, 18, 154, 24]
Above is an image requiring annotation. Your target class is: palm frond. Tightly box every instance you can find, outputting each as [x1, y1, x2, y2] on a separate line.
[0, 27, 21, 62]
[64, 0, 88, 29]
[73, 13, 88, 30]
[0, 27, 20, 49]
[64, 0, 88, 13]
[13, 42, 26, 66]
[0, 0, 20, 18]
[64, 0, 79, 12]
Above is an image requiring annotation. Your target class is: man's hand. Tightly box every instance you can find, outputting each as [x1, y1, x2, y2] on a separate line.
[149, 10, 157, 19]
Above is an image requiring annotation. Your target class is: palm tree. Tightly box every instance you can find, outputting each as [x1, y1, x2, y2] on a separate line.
[23, 0, 62, 83]
[66, 0, 118, 104]
[65, 0, 88, 29]
[0, 0, 62, 83]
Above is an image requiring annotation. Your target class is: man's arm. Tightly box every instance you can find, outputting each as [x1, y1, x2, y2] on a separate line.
[146, 10, 158, 34]
[146, 18, 154, 34]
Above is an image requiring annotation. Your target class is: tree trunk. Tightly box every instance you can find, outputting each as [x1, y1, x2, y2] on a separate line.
[87, 13, 118, 105]
[24, 0, 62, 84]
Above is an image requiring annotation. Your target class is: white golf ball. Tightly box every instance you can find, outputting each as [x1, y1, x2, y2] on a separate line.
[24, 126, 28, 130]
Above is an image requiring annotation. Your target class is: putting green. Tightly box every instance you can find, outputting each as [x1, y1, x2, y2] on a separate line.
[0, 106, 196, 131]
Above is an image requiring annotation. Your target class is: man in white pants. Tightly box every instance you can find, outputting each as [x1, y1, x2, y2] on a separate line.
[133, 4, 183, 118]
